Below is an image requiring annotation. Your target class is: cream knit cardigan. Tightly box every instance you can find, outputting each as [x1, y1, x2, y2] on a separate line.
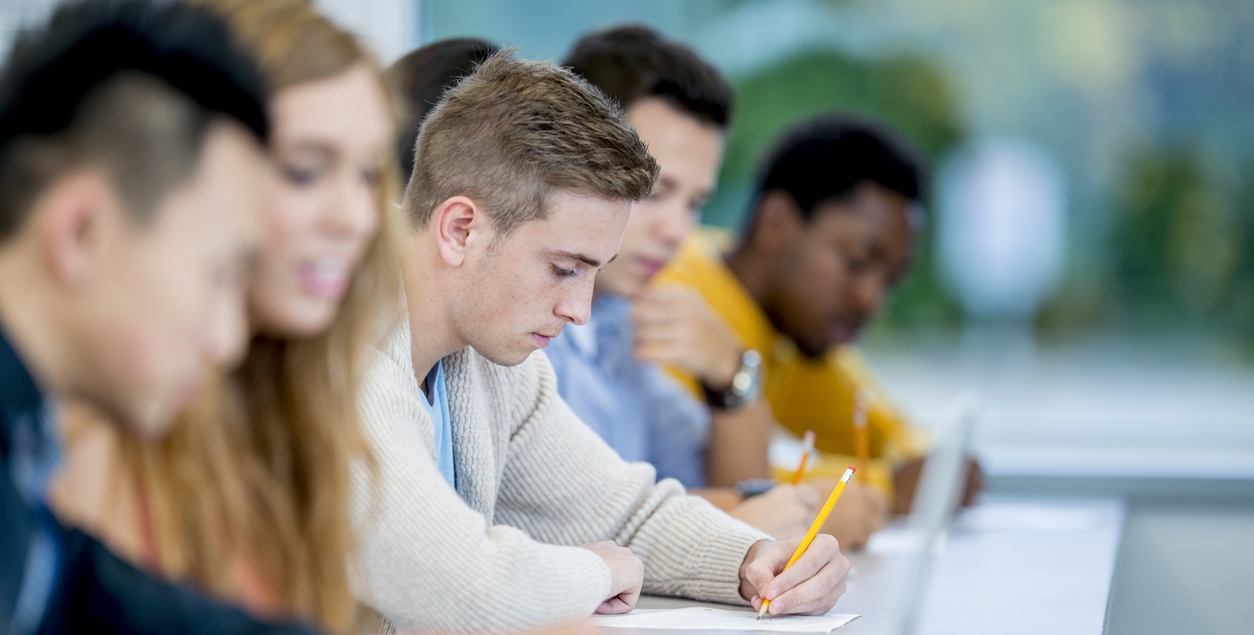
[351, 317, 770, 634]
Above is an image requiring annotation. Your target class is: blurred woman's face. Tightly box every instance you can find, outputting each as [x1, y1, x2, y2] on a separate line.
[250, 64, 392, 336]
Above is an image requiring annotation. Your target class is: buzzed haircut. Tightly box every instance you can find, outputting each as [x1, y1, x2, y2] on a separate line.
[387, 38, 501, 182]
[406, 51, 659, 235]
[563, 24, 733, 130]
[0, 0, 269, 240]
[755, 113, 926, 223]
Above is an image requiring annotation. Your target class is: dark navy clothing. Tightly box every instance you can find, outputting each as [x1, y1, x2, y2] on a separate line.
[0, 326, 319, 635]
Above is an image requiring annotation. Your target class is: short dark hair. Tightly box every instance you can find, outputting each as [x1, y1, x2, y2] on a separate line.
[0, 0, 269, 240]
[755, 113, 926, 222]
[387, 38, 501, 182]
[563, 24, 732, 129]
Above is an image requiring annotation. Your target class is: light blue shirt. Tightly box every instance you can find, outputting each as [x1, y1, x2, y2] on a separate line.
[422, 360, 456, 488]
[547, 294, 709, 488]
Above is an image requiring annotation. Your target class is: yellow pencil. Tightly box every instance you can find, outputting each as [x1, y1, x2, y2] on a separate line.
[789, 431, 816, 485]
[853, 390, 870, 476]
[758, 466, 857, 619]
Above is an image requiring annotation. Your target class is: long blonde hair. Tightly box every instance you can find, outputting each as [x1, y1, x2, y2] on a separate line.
[116, 1, 401, 631]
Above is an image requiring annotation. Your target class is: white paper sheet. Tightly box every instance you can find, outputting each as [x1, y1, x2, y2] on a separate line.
[590, 608, 859, 632]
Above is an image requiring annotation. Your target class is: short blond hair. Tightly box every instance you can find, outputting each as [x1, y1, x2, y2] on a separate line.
[405, 51, 658, 233]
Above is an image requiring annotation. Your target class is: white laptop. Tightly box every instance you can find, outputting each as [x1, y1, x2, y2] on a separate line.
[883, 391, 981, 635]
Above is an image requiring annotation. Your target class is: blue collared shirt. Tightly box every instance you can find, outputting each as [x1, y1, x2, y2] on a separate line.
[547, 294, 709, 488]
[421, 360, 456, 488]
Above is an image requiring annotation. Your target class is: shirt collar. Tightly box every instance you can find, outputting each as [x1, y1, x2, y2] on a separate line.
[0, 324, 45, 434]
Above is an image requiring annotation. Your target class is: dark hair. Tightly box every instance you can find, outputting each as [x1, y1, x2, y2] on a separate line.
[563, 24, 732, 129]
[0, 0, 269, 239]
[754, 113, 926, 222]
[387, 38, 500, 182]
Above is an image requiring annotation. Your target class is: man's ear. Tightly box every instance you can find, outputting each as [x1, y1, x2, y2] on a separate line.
[748, 189, 803, 257]
[36, 170, 118, 289]
[431, 195, 486, 268]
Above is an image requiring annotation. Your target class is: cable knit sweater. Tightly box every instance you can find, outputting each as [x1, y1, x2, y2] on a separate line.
[350, 318, 770, 634]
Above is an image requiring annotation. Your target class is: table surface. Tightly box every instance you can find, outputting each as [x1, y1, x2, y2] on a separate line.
[631, 496, 1126, 635]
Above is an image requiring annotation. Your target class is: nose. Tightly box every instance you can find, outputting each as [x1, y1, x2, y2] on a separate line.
[555, 276, 596, 326]
[655, 200, 695, 249]
[854, 274, 888, 317]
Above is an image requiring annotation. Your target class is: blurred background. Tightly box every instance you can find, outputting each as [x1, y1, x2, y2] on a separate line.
[3, 0, 1252, 631]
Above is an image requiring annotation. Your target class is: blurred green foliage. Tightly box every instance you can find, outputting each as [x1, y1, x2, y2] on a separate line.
[1105, 145, 1254, 349]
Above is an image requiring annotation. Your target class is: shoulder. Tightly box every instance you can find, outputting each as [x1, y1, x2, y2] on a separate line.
[656, 226, 733, 286]
[359, 319, 428, 433]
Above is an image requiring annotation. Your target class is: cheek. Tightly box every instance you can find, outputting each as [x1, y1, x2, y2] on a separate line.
[264, 185, 320, 258]
[786, 244, 841, 319]
[94, 284, 187, 392]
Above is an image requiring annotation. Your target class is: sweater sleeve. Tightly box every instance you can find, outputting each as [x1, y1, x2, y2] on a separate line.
[349, 350, 612, 634]
[492, 352, 770, 606]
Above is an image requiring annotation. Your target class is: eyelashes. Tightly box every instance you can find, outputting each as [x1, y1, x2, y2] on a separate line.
[551, 265, 579, 279]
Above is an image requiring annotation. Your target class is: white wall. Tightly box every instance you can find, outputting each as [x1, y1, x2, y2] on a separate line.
[1, 1, 421, 67]
[315, 0, 420, 64]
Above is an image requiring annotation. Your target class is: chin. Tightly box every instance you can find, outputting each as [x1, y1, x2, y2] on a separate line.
[120, 400, 176, 440]
[797, 340, 831, 360]
[265, 305, 338, 339]
[475, 343, 533, 368]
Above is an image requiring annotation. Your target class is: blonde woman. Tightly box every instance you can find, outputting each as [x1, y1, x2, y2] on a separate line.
[51, 0, 401, 631]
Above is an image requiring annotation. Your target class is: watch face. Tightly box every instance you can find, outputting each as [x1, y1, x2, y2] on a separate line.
[705, 350, 763, 411]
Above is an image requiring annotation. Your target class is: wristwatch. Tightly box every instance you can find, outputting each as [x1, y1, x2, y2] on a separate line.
[734, 478, 776, 500]
[703, 349, 762, 411]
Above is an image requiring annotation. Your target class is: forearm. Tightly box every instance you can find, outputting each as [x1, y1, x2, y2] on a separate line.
[704, 401, 772, 487]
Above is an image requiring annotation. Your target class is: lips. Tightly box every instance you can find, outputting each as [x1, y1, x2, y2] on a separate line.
[297, 258, 351, 298]
[827, 318, 865, 346]
[637, 256, 666, 278]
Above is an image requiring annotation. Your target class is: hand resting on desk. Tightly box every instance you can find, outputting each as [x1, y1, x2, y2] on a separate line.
[582, 540, 645, 614]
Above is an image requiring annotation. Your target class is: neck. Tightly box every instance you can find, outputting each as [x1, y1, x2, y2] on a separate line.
[0, 249, 69, 396]
[401, 233, 465, 385]
[725, 243, 773, 308]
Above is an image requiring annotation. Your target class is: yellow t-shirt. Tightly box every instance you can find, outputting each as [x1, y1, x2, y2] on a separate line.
[653, 228, 926, 496]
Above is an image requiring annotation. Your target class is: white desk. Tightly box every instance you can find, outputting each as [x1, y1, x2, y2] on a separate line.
[633, 497, 1125, 635]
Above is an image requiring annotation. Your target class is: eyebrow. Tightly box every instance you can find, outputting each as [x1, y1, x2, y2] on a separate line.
[273, 140, 336, 159]
[551, 249, 617, 268]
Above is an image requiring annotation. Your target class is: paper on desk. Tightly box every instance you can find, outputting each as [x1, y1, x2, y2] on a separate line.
[590, 608, 858, 632]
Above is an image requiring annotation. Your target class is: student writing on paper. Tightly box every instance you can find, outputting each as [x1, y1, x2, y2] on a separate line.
[544, 25, 836, 541]
[0, 1, 313, 632]
[50, 0, 402, 631]
[654, 115, 983, 515]
[351, 52, 852, 634]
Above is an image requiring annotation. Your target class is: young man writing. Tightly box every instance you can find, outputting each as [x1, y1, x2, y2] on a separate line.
[351, 53, 851, 634]
[0, 1, 316, 633]
[547, 25, 887, 547]
[655, 114, 983, 514]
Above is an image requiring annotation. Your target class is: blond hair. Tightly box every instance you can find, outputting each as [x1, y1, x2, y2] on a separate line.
[114, 0, 401, 631]
[405, 51, 659, 234]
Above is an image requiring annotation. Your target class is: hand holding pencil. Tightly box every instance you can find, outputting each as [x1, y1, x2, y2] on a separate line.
[737, 467, 856, 618]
